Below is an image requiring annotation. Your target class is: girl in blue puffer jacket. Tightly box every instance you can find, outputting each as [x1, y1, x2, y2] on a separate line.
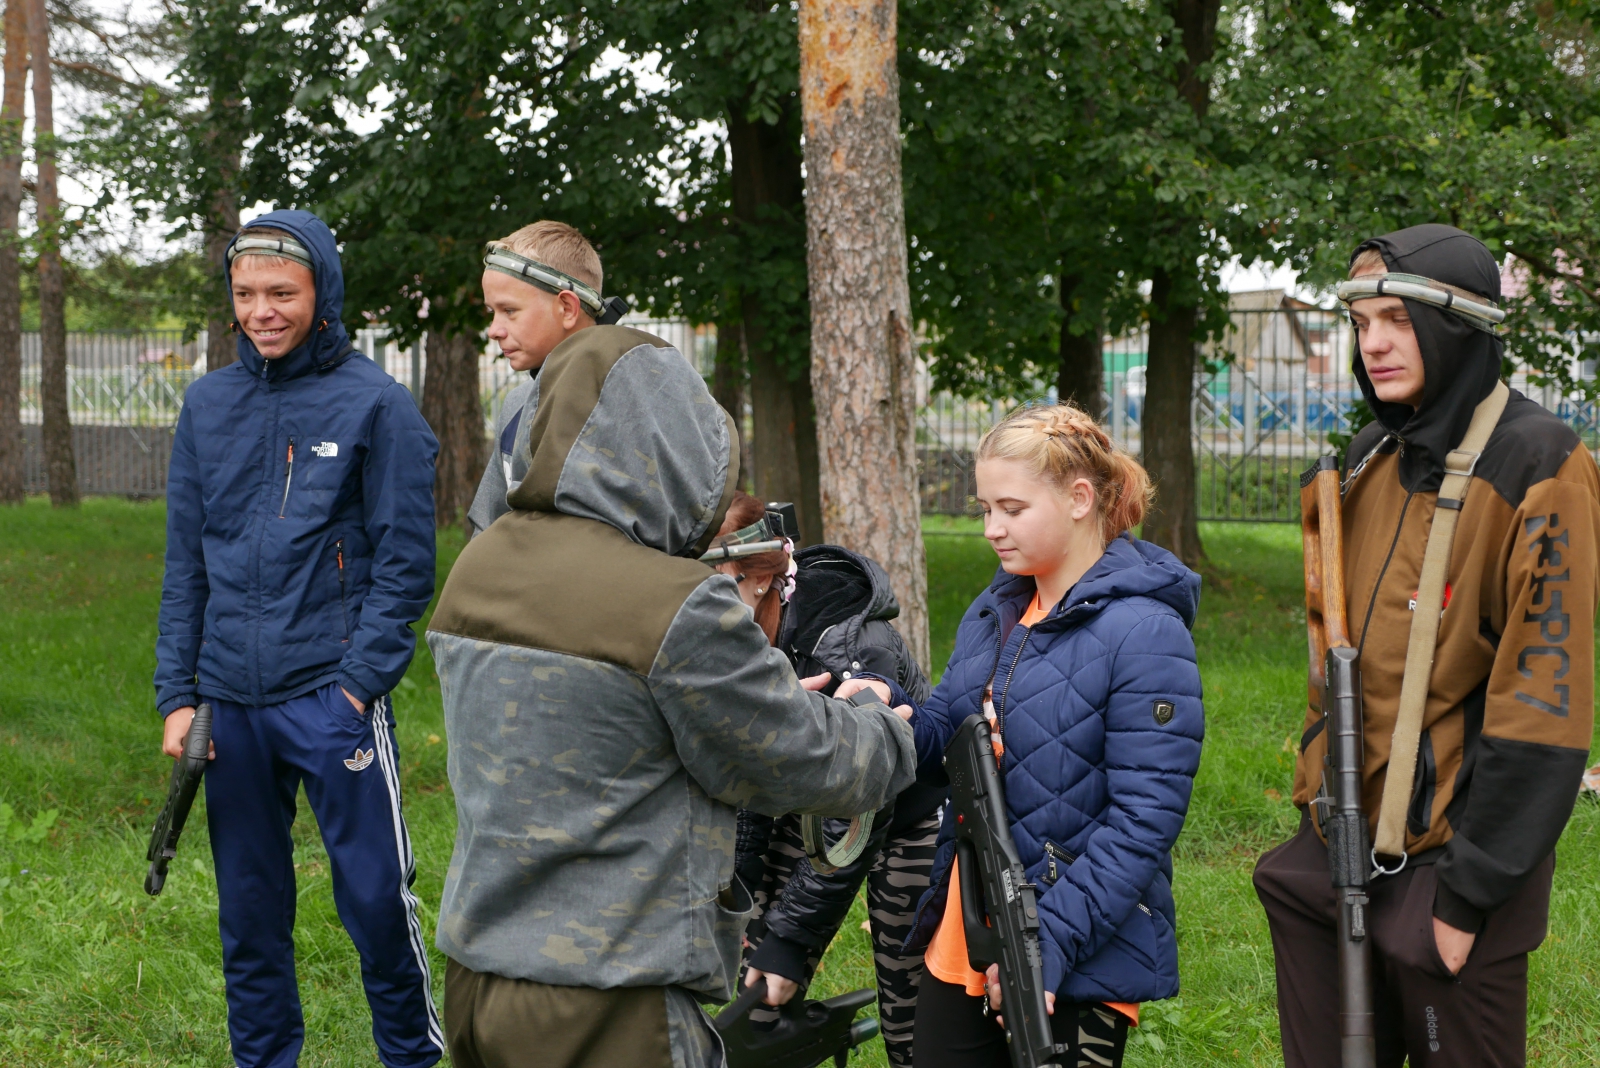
[900, 403, 1203, 1068]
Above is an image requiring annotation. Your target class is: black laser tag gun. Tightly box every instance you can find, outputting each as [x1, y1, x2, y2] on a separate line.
[716, 976, 880, 1068]
[145, 702, 213, 896]
[945, 714, 1062, 1068]
[1301, 456, 1376, 1068]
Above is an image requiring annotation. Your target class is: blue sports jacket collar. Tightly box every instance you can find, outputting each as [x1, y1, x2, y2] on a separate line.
[985, 534, 1201, 632]
[225, 209, 355, 383]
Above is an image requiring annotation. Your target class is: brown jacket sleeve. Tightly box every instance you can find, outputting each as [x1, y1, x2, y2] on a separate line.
[1434, 447, 1600, 929]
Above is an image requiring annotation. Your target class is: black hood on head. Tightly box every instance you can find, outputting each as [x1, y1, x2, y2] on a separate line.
[1350, 224, 1504, 493]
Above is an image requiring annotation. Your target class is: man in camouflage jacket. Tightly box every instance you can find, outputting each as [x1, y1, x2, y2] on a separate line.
[426, 325, 917, 1068]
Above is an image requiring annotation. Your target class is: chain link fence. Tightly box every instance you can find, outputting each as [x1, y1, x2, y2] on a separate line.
[23, 309, 1600, 522]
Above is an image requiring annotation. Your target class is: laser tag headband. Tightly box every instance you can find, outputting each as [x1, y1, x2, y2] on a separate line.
[700, 503, 800, 601]
[1335, 272, 1507, 336]
[483, 243, 629, 325]
[227, 233, 314, 271]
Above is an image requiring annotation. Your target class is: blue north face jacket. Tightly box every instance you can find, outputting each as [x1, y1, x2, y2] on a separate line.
[154, 209, 439, 716]
[908, 535, 1204, 1003]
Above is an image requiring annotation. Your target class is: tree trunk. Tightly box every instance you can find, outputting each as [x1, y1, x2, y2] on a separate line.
[711, 317, 753, 492]
[799, 0, 928, 668]
[1142, 267, 1202, 565]
[27, 0, 72, 506]
[1057, 271, 1104, 421]
[0, 0, 27, 503]
[726, 99, 822, 545]
[420, 330, 484, 534]
[204, 163, 241, 372]
[1138, 0, 1220, 565]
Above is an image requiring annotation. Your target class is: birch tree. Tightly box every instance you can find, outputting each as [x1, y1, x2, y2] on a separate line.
[799, 0, 927, 667]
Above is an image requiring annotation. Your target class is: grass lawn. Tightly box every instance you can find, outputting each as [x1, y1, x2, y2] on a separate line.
[1, 499, 1597, 1065]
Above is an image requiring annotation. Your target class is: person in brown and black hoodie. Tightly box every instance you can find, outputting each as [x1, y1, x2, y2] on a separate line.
[1253, 224, 1600, 1068]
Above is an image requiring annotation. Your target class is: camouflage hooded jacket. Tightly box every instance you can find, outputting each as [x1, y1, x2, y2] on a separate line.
[426, 326, 917, 1000]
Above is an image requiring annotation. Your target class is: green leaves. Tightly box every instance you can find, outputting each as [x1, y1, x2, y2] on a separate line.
[0, 803, 59, 846]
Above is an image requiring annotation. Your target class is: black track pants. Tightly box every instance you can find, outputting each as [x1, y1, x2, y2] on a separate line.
[912, 973, 1128, 1068]
[1253, 818, 1553, 1068]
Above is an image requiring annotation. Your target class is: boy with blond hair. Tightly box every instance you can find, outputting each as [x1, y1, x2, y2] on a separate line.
[468, 220, 623, 535]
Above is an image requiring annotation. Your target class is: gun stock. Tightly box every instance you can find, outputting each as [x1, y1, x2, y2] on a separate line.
[1300, 459, 1375, 1068]
[945, 714, 1062, 1068]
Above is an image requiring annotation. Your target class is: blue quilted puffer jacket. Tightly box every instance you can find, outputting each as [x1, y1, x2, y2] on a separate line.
[907, 535, 1204, 1003]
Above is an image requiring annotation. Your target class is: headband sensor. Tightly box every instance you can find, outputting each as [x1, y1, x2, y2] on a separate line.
[1336, 272, 1506, 335]
[701, 513, 786, 563]
[483, 244, 630, 325]
[228, 233, 314, 270]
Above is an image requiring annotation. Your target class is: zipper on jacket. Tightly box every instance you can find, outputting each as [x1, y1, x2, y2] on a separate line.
[1038, 838, 1149, 913]
[278, 437, 296, 517]
[337, 538, 349, 640]
[1043, 840, 1076, 883]
[994, 628, 1033, 744]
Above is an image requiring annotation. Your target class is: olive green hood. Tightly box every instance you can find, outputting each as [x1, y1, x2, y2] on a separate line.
[504, 325, 737, 556]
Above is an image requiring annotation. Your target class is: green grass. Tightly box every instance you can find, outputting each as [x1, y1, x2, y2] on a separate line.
[2, 500, 1597, 1065]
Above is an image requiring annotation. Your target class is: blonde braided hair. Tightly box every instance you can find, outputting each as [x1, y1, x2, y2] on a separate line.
[976, 403, 1153, 544]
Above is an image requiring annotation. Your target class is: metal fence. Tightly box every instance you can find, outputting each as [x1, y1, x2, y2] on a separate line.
[918, 308, 1365, 520]
[918, 306, 1600, 522]
[19, 320, 715, 500]
[26, 311, 1600, 521]
[20, 331, 203, 498]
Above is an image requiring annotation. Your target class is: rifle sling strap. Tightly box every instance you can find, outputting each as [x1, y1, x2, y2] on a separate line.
[1372, 381, 1510, 862]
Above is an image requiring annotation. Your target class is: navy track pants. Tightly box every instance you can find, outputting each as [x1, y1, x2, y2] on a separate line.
[204, 683, 444, 1068]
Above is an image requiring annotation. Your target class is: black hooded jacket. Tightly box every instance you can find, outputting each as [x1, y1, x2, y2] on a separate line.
[1306, 225, 1600, 930]
[736, 545, 945, 983]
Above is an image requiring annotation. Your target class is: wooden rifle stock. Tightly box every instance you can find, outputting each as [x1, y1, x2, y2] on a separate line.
[1300, 457, 1376, 1068]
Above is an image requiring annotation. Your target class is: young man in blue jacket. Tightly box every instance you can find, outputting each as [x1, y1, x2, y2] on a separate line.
[155, 209, 443, 1068]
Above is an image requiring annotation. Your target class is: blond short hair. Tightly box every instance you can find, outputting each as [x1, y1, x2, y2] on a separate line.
[976, 403, 1153, 544]
[1349, 247, 1388, 278]
[492, 221, 603, 292]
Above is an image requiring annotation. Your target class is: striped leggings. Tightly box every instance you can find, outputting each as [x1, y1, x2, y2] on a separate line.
[742, 812, 941, 1068]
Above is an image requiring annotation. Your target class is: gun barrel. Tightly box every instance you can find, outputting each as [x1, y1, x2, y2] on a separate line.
[945, 715, 1062, 1068]
[1325, 647, 1376, 1067]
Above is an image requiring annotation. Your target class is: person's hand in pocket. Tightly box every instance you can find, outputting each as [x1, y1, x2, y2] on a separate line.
[342, 687, 366, 715]
[1433, 916, 1476, 976]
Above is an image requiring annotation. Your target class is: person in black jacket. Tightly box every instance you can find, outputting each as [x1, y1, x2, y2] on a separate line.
[712, 493, 943, 1068]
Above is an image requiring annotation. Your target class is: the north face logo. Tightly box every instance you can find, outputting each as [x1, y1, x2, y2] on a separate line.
[344, 748, 374, 771]
[311, 441, 339, 458]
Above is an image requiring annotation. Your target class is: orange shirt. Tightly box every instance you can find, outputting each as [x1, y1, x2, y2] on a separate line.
[923, 592, 1139, 1026]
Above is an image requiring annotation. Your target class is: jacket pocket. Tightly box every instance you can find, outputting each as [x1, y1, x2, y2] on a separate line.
[1407, 729, 1436, 838]
[1038, 840, 1077, 886]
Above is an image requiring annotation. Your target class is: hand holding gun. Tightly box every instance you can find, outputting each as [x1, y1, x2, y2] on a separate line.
[145, 702, 213, 895]
[945, 713, 1063, 1068]
[1301, 456, 1376, 1068]
[716, 975, 881, 1068]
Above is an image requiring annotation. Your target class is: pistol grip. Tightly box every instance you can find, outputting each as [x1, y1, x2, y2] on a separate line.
[956, 839, 999, 971]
